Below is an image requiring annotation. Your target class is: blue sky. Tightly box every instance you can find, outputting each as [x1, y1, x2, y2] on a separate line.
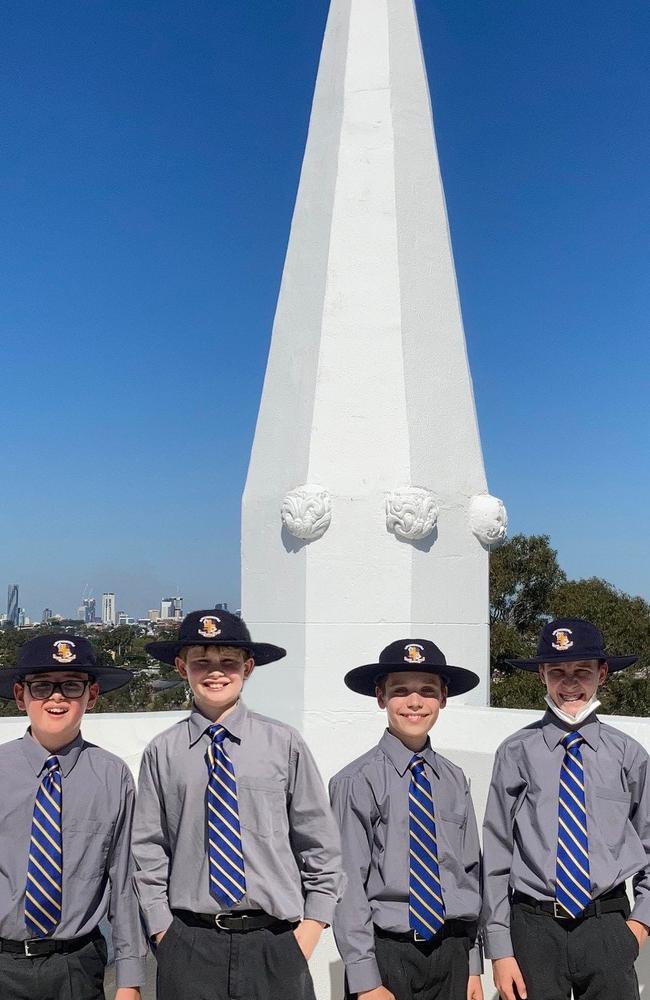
[2, 1, 648, 620]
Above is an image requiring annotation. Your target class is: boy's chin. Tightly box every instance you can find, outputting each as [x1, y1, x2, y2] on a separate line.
[193, 690, 239, 717]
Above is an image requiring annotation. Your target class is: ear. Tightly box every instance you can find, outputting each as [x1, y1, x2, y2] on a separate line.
[84, 682, 100, 712]
[14, 682, 26, 712]
[538, 664, 547, 685]
[598, 662, 609, 686]
[175, 656, 189, 680]
[243, 658, 255, 680]
[439, 685, 448, 710]
[376, 685, 386, 710]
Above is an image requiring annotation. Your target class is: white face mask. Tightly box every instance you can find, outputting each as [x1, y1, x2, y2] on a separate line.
[544, 693, 601, 727]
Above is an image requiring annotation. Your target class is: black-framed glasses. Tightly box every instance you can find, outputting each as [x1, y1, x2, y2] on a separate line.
[22, 679, 92, 700]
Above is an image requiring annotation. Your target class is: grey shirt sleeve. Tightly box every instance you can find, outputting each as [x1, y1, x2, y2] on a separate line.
[287, 733, 346, 925]
[107, 767, 149, 988]
[627, 743, 650, 927]
[461, 781, 484, 976]
[481, 746, 519, 960]
[132, 744, 174, 939]
[329, 773, 382, 994]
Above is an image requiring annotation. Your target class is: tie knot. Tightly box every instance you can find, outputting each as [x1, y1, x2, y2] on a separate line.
[562, 731, 584, 752]
[208, 724, 227, 745]
[409, 754, 425, 774]
[45, 755, 60, 774]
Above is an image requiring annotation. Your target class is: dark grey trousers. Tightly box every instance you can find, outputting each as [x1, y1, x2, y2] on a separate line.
[0, 935, 107, 1000]
[344, 928, 471, 1000]
[511, 903, 640, 1000]
[155, 915, 317, 1000]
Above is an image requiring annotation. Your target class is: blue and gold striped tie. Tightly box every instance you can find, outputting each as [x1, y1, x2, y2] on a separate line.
[25, 755, 63, 937]
[206, 725, 246, 906]
[556, 731, 591, 917]
[408, 755, 445, 939]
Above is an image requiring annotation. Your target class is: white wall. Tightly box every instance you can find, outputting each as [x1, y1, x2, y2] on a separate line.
[3, 703, 650, 997]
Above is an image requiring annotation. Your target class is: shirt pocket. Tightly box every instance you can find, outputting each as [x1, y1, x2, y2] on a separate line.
[593, 786, 631, 847]
[436, 809, 465, 861]
[64, 819, 113, 878]
[237, 779, 287, 839]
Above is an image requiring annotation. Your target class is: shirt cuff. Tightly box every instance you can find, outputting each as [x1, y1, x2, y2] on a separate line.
[482, 927, 514, 960]
[303, 892, 337, 927]
[345, 956, 382, 994]
[469, 940, 483, 975]
[630, 899, 650, 928]
[141, 901, 174, 939]
[115, 956, 147, 989]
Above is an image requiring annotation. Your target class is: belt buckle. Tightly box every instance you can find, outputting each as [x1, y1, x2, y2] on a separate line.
[214, 913, 231, 930]
[553, 902, 573, 920]
[23, 939, 40, 957]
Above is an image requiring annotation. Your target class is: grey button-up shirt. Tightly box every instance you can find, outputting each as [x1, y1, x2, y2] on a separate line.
[0, 731, 147, 989]
[482, 710, 650, 959]
[132, 701, 345, 938]
[329, 730, 483, 993]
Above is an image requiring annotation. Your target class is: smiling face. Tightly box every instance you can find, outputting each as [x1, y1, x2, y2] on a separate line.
[540, 659, 607, 717]
[376, 671, 447, 751]
[14, 671, 99, 752]
[176, 645, 254, 721]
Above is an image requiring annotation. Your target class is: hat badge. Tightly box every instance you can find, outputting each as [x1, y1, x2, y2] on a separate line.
[52, 640, 76, 664]
[404, 643, 426, 664]
[198, 615, 221, 639]
[551, 628, 573, 651]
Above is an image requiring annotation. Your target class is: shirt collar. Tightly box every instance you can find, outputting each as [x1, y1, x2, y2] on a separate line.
[379, 729, 440, 777]
[187, 699, 247, 747]
[21, 729, 85, 777]
[541, 708, 601, 751]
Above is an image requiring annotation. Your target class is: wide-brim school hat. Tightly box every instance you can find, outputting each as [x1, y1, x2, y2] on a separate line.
[344, 639, 480, 698]
[505, 618, 638, 674]
[0, 633, 133, 700]
[145, 609, 286, 666]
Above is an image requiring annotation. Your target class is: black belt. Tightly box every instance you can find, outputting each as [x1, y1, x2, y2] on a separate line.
[173, 909, 294, 933]
[374, 919, 476, 944]
[0, 929, 99, 957]
[512, 884, 628, 920]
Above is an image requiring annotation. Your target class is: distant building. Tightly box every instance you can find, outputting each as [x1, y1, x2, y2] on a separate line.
[118, 611, 129, 626]
[83, 598, 96, 623]
[161, 597, 183, 620]
[148, 608, 160, 621]
[7, 585, 19, 626]
[18, 609, 27, 627]
[215, 602, 228, 611]
[102, 593, 116, 626]
[42, 608, 53, 623]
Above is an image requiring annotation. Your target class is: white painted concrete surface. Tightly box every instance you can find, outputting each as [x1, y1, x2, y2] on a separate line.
[3, 703, 650, 997]
[241, 0, 495, 771]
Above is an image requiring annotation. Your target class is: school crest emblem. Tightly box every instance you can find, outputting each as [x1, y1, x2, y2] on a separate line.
[198, 615, 221, 638]
[404, 643, 425, 664]
[52, 640, 76, 663]
[552, 628, 573, 651]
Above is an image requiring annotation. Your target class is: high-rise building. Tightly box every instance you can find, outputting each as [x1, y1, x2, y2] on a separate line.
[160, 597, 183, 620]
[148, 608, 160, 621]
[102, 593, 116, 626]
[83, 598, 96, 623]
[42, 608, 53, 623]
[7, 585, 19, 626]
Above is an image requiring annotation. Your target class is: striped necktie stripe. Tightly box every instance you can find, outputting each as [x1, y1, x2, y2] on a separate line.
[409, 755, 445, 939]
[555, 731, 591, 917]
[25, 755, 62, 937]
[206, 725, 246, 906]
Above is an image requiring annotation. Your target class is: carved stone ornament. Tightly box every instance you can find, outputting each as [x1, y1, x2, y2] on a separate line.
[469, 493, 508, 547]
[386, 487, 438, 541]
[281, 485, 332, 541]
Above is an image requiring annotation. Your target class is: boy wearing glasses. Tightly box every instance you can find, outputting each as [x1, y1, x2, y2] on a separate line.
[0, 633, 147, 1000]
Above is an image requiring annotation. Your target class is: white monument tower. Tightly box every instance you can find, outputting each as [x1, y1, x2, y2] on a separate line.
[242, 0, 506, 765]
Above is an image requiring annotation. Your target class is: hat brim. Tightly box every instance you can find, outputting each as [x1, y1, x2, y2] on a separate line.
[145, 639, 286, 667]
[505, 654, 638, 674]
[0, 663, 133, 700]
[344, 661, 480, 698]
